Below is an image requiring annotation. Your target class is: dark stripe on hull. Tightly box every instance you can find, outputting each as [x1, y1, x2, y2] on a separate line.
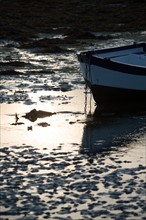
[85, 79, 146, 105]
[91, 85, 146, 104]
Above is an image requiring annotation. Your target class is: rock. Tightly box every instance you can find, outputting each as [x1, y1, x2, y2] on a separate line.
[37, 122, 50, 127]
[23, 109, 56, 122]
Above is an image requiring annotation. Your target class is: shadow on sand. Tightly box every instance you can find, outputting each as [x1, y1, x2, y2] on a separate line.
[80, 103, 146, 155]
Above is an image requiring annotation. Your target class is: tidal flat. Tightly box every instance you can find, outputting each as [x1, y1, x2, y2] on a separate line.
[1, 31, 146, 220]
[0, 1, 146, 218]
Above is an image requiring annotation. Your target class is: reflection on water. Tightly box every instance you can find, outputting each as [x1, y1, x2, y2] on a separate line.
[81, 107, 146, 155]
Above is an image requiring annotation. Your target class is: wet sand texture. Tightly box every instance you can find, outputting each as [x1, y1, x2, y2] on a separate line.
[0, 0, 146, 40]
[0, 0, 146, 220]
[0, 143, 146, 220]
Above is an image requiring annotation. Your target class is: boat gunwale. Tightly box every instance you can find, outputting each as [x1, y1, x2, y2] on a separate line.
[79, 42, 146, 56]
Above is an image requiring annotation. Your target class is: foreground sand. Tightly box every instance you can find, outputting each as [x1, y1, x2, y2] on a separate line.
[1, 88, 146, 220]
[0, 141, 146, 220]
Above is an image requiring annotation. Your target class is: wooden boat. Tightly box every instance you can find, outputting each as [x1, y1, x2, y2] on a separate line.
[77, 43, 146, 106]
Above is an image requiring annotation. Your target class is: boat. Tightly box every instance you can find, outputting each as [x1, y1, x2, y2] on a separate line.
[77, 42, 146, 106]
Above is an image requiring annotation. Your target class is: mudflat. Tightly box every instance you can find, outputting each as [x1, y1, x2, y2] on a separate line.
[0, 1, 146, 220]
[0, 0, 146, 40]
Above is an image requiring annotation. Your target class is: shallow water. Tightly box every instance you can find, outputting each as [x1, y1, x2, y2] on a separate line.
[0, 32, 146, 220]
[1, 89, 88, 151]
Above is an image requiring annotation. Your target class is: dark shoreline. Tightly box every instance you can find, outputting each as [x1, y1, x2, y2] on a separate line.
[0, 0, 146, 41]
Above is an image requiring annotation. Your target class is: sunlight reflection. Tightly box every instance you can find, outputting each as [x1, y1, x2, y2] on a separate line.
[1, 89, 93, 152]
[16, 48, 78, 73]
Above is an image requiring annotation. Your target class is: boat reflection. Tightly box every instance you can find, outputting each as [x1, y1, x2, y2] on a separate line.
[80, 106, 146, 155]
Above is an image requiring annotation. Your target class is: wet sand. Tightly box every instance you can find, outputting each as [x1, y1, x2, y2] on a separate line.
[0, 0, 146, 41]
[1, 143, 146, 220]
[1, 86, 146, 220]
[0, 1, 146, 219]
[1, 89, 87, 150]
[1, 36, 146, 219]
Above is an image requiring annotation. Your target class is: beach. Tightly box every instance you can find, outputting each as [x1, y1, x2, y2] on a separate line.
[0, 0, 146, 219]
[0, 91, 146, 220]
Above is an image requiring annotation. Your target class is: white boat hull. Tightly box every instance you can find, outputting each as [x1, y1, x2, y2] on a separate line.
[80, 62, 146, 104]
[80, 62, 146, 91]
